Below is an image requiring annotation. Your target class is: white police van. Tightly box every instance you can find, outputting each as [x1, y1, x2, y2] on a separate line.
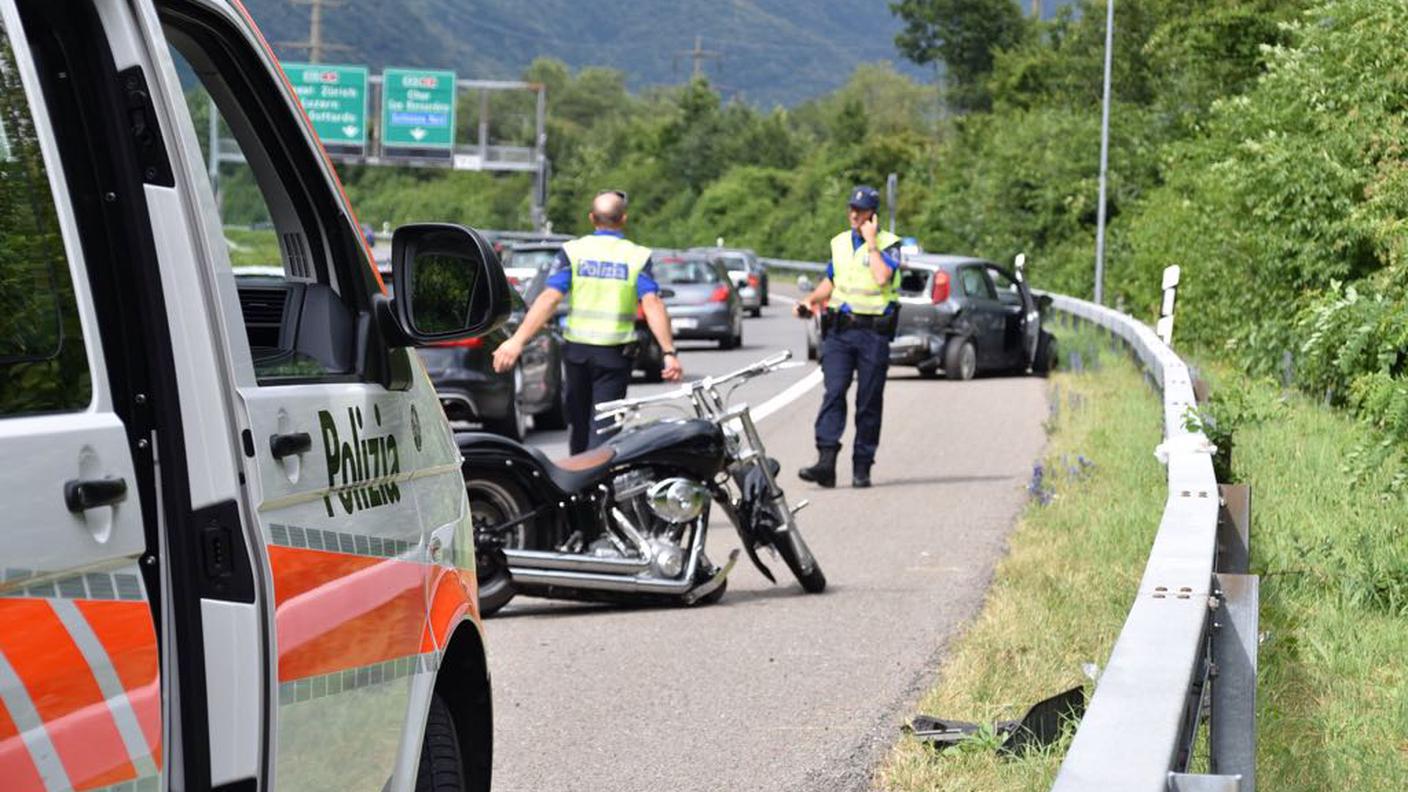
[0, 0, 505, 789]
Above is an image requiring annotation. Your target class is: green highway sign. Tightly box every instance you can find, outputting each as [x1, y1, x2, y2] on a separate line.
[283, 62, 368, 147]
[381, 68, 457, 149]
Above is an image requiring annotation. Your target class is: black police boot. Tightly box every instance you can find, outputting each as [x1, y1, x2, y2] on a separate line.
[798, 446, 839, 488]
[853, 462, 872, 489]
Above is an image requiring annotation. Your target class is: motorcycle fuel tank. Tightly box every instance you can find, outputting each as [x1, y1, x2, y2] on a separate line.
[608, 418, 726, 480]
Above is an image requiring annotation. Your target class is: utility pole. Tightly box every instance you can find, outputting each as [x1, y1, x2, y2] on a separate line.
[675, 35, 721, 80]
[1094, 0, 1115, 305]
[1031, 0, 1042, 18]
[278, 0, 351, 64]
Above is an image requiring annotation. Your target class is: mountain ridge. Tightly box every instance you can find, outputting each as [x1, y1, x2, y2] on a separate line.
[244, 0, 928, 107]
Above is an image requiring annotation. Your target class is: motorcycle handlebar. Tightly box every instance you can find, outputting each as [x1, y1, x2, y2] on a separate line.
[595, 350, 795, 419]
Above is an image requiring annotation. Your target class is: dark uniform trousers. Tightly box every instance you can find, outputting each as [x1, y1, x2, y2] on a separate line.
[816, 326, 890, 466]
[563, 340, 632, 454]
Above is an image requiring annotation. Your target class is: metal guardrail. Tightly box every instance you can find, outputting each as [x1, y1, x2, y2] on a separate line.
[1045, 291, 1258, 792]
[688, 250, 1258, 786]
[759, 257, 826, 275]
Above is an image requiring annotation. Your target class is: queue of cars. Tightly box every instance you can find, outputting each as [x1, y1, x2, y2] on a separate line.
[422, 243, 770, 440]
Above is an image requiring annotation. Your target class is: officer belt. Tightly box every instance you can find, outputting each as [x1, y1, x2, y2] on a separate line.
[834, 311, 891, 332]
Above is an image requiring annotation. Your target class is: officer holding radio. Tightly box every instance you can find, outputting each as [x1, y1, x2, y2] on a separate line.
[494, 190, 683, 453]
[794, 185, 902, 488]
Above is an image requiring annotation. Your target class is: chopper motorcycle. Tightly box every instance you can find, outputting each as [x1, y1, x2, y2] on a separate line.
[459, 351, 826, 616]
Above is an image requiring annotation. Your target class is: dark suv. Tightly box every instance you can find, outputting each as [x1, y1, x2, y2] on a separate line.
[381, 265, 567, 440]
[889, 254, 1056, 379]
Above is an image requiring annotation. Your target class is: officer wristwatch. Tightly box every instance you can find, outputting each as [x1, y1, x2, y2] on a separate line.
[663, 350, 678, 358]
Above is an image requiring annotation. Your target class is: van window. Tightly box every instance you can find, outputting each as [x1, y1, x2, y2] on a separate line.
[0, 21, 92, 416]
[163, 29, 372, 385]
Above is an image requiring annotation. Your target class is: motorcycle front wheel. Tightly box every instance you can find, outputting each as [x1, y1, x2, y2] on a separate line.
[773, 518, 827, 594]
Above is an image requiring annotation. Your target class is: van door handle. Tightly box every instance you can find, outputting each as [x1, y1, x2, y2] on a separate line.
[270, 431, 312, 460]
[64, 477, 128, 512]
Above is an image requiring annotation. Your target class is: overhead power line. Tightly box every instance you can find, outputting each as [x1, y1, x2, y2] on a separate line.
[674, 35, 721, 80]
[277, 0, 352, 64]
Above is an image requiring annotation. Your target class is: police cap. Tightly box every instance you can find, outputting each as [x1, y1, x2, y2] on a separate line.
[848, 185, 880, 211]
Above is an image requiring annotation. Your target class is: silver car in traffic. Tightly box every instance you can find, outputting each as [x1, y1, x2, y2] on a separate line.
[655, 252, 745, 349]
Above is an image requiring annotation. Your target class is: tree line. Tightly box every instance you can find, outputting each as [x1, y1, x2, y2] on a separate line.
[220, 0, 1408, 483]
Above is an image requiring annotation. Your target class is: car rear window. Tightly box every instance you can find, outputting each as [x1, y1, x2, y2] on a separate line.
[504, 248, 557, 271]
[897, 268, 930, 296]
[655, 258, 720, 284]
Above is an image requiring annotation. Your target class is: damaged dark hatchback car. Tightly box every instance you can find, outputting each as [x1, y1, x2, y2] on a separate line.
[889, 254, 1057, 380]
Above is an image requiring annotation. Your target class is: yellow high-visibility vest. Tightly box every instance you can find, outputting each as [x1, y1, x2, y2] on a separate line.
[562, 233, 652, 345]
[829, 229, 901, 315]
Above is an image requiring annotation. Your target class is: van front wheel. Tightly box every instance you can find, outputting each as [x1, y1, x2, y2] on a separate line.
[416, 694, 465, 792]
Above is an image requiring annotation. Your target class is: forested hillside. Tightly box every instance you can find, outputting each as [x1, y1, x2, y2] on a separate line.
[240, 0, 1408, 484]
[244, 0, 928, 107]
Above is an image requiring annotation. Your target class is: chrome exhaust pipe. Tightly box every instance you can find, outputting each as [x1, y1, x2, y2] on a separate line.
[508, 519, 708, 595]
[502, 548, 650, 576]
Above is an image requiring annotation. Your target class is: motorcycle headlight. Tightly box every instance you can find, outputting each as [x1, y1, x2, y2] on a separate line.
[646, 478, 709, 524]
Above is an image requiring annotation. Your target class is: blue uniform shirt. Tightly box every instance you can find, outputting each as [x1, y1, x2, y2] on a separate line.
[825, 231, 901, 314]
[545, 229, 660, 296]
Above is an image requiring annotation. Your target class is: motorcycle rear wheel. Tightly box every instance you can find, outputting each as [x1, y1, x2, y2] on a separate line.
[465, 474, 535, 617]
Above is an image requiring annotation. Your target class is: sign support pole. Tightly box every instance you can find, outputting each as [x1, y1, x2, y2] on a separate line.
[1094, 0, 1115, 305]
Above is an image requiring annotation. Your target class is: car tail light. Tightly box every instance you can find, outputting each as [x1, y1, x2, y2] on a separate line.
[931, 271, 951, 304]
[747, 273, 760, 289]
[636, 304, 646, 320]
[710, 285, 730, 302]
[432, 336, 484, 349]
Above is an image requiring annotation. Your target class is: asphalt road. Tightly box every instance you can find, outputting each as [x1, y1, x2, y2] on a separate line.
[484, 297, 1049, 792]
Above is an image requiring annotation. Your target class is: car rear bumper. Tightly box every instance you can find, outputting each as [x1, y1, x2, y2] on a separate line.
[888, 333, 946, 366]
[429, 378, 513, 423]
[666, 304, 734, 338]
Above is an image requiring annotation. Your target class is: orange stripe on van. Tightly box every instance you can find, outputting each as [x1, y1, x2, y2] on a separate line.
[0, 600, 134, 789]
[75, 601, 162, 768]
[269, 545, 425, 682]
[425, 567, 471, 652]
[0, 698, 46, 792]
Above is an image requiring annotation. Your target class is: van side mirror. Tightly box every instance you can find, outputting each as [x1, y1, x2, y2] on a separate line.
[382, 223, 511, 346]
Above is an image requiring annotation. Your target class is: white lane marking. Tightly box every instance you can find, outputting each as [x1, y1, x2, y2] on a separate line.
[754, 367, 823, 423]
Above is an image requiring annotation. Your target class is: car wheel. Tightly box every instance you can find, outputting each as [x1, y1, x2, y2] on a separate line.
[533, 360, 569, 430]
[1033, 332, 1058, 377]
[719, 316, 741, 350]
[749, 305, 762, 318]
[484, 367, 527, 441]
[944, 338, 977, 381]
[415, 694, 465, 792]
[761, 284, 769, 307]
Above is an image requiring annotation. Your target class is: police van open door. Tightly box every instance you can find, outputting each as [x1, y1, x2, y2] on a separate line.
[0, 4, 164, 789]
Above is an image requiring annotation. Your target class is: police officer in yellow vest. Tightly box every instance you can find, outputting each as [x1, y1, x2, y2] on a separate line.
[493, 190, 683, 453]
[794, 185, 902, 488]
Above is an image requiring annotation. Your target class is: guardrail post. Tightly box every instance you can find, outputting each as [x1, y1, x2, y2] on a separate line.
[1210, 572, 1258, 790]
[1216, 485, 1251, 575]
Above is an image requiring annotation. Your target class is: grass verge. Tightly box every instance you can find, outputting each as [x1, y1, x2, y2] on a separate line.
[875, 331, 1408, 790]
[877, 330, 1165, 791]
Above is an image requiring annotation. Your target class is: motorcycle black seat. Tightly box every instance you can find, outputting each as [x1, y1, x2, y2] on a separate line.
[542, 446, 618, 493]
